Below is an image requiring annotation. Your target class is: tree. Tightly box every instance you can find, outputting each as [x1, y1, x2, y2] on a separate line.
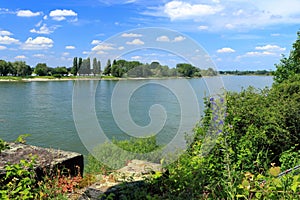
[274, 31, 300, 83]
[92, 58, 101, 76]
[0, 60, 9, 76]
[14, 61, 32, 76]
[52, 66, 68, 76]
[78, 57, 83, 73]
[34, 63, 48, 76]
[71, 57, 78, 76]
[103, 59, 111, 76]
[176, 63, 199, 77]
[111, 60, 125, 77]
[78, 57, 91, 75]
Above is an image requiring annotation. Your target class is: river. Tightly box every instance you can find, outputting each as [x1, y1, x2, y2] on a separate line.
[0, 76, 273, 155]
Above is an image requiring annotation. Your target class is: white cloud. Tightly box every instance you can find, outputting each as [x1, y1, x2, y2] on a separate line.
[43, 15, 48, 20]
[82, 51, 90, 55]
[126, 39, 144, 45]
[30, 24, 58, 34]
[65, 45, 75, 49]
[246, 51, 275, 56]
[92, 43, 115, 51]
[198, 25, 209, 30]
[91, 40, 101, 45]
[17, 10, 42, 17]
[118, 46, 125, 50]
[0, 30, 12, 36]
[173, 35, 185, 42]
[217, 47, 236, 53]
[121, 33, 142, 37]
[15, 55, 26, 59]
[255, 44, 286, 51]
[271, 33, 280, 37]
[225, 24, 235, 30]
[131, 56, 141, 60]
[33, 54, 45, 58]
[49, 9, 77, 21]
[164, 1, 223, 20]
[156, 35, 170, 42]
[0, 36, 19, 44]
[0, 45, 7, 50]
[62, 52, 70, 56]
[142, 0, 300, 31]
[21, 36, 54, 50]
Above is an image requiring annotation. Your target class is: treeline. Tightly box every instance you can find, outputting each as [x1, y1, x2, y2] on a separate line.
[99, 59, 217, 78]
[219, 69, 272, 75]
[0, 60, 70, 77]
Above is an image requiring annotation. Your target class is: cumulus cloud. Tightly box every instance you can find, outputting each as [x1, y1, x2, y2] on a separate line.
[198, 25, 209, 30]
[15, 55, 26, 59]
[30, 24, 58, 34]
[173, 35, 185, 42]
[126, 39, 144, 45]
[21, 36, 54, 50]
[217, 47, 236, 53]
[164, 1, 223, 20]
[0, 30, 12, 36]
[92, 43, 115, 51]
[245, 51, 275, 56]
[65, 45, 75, 49]
[0, 45, 7, 50]
[118, 46, 125, 50]
[49, 9, 77, 21]
[121, 33, 142, 37]
[0, 36, 19, 44]
[91, 40, 101, 45]
[255, 44, 286, 51]
[17, 10, 42, 17]
[33, 54, 45, 58]
[131, 56, 141, 60]
[156, 35, 170, 42]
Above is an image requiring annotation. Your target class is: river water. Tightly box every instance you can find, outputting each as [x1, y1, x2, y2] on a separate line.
[0, 76, 273, 155]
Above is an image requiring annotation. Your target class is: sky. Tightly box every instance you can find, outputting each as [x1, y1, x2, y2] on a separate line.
[0, 0, 299, 71]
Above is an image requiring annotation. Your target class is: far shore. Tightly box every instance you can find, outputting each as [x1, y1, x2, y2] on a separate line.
[0, 74, 272, 82]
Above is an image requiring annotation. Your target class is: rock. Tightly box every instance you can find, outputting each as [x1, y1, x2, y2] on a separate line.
[0, 142, 83, 180]
[79, 159, 163, 200]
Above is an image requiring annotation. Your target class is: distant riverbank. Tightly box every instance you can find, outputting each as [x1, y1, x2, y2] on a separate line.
[0, 74, 272, 82]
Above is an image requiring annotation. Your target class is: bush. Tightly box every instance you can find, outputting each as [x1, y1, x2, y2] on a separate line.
[85, 136, 162, 174]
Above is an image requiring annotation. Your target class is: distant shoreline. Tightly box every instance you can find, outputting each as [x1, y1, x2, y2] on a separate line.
[0, 74, 272, 82]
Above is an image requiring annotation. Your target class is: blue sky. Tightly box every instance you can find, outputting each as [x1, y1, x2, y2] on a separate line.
[0, 0, 299, 71]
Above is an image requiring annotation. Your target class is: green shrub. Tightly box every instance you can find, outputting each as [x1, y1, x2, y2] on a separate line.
[85, 136, 161, 174]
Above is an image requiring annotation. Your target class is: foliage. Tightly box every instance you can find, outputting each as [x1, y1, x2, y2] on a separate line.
[0, 138, 9, 153]
[131, 76, 300, 199]
[34, 63, 49, 76]
[0, 158, 37, 199]
[0, 152, 83, 199]
[85, 136, 161, 174]
[274, 31, 300, 83]
[15, 134, 31, 144]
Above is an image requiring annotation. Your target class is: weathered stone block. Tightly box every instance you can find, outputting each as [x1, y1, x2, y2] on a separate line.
[0, 142, 83, 180]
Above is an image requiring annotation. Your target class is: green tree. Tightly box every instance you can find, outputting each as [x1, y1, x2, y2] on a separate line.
[78, 57, 83, 74]
[78, 57, 91, 75]
[71, 57, 78, 76]
[176, 63, 199, 77]
[34, 63, 48, 76]
[0, 60, 9, 76]
[103, 59, 111, 75]
[111, 60, 125, 77]
[52, 66, 68, 76]
[274, 31, 300, 83]
[92, 58, 101, 75]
